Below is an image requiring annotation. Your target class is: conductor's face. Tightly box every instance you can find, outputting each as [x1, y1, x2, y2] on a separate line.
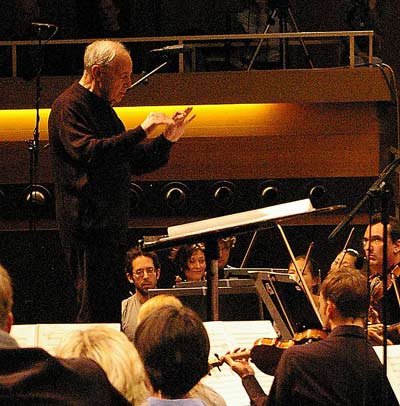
[99, 52, 132, 106]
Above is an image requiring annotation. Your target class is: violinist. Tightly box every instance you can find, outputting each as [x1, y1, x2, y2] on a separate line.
[288, 255, 320, 308]
[224, 267, 398, 406]
[363, 215, 400, 343]
[329, 248, 364, 274]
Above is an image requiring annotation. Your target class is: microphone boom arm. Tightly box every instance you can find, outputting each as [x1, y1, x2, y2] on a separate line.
[328, 156, 400, 240]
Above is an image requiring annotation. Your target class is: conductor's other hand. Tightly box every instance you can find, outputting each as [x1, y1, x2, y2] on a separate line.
[164, 107, 195, 142]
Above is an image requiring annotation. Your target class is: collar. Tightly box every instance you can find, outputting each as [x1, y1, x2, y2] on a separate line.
[328, 325, 366, 339]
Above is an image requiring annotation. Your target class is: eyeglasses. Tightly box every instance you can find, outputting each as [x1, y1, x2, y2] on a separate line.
[133, 267, 157, 277]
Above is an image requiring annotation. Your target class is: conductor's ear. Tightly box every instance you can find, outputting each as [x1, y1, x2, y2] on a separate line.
[91, 64, 102, 82]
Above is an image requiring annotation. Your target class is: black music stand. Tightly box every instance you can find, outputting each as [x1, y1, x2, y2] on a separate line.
[148, 278, 263, 321]
[251, 270, 322, 340]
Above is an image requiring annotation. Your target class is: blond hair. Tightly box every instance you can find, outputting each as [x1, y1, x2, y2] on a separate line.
[55, 326, 147, 405]
[137, 294, 183, 325]
[0, 264, 13, 329]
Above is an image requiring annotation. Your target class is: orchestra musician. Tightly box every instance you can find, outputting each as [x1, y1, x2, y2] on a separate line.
[174, 243, 207, 282]
[224, 266, 398, 406]
[363, 215, 400, 343]
[288, 255, 321, 307]
[329, 248, 364, 274]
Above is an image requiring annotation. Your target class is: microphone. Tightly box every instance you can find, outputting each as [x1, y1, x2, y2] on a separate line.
[31, 22, 58, 29]
[148, 44, 191, 54]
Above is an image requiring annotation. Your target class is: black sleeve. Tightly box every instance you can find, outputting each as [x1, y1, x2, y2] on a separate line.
[128, 134, 174, 176]
[242, 375, 268, 406]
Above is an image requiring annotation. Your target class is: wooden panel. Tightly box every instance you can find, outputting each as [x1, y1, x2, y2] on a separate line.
[0, 67, 392, 111]
[0, 101, 384, 183]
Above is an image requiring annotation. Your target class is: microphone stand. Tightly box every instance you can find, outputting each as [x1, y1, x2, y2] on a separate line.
[26, 27, 44, 231]
[26, 24, 58, 230]
[328, 157, 400, 241]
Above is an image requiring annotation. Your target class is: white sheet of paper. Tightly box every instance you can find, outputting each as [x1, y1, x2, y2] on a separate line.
[374, 345, 400, 401]
[11, 323, 120, 355]
[168, 199, 314, 238]
[203, 320, 277, 406]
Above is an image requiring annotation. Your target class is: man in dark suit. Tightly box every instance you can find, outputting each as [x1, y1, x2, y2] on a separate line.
[225, 266, 398, 406]
[0, 263, 131, 405]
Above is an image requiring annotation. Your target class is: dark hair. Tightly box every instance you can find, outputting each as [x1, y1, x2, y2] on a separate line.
[321, 267, 369, 319]
[134, 306, 210, 398]
[218, 236, 236, 248]
[343, 248, 364, 270]
[288, 255, 320, 278]
[174, 243, 205, 281]
[125, 247, 160, 276]
[370, 214, 400, 243]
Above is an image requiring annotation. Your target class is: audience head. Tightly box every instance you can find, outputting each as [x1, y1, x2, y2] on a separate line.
[135, 306, 210, 399]
[362, 215, 400, 275]
[329, 248, 364, 274]
[175, 243, 206, 282]
[320, 267, 369, 330]
[288, 255, 320, 295]
[218, 236, 236, 272]
[56, 326, 148, 405]
[82, 40, 132, 106]
[137, 294, 183, 325]
[0, 264, 13, 332]
[126, 247, 160, 300]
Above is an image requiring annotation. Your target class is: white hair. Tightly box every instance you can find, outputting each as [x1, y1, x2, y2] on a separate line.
[83, 40, 129, 71]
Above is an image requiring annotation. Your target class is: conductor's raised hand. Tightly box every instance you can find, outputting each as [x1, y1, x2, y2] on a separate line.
[140, 112, 175, 135]
[164, 107, 195, 142]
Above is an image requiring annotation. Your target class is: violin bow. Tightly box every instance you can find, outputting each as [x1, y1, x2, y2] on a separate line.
[240, 231, 258, 269]
[337, 227, 355, 269]
[276, 224, 323, 325]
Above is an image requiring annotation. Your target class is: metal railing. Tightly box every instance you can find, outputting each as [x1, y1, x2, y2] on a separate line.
[0, 30, 374, 77]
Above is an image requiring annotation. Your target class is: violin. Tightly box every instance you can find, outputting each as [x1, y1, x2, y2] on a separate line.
[210, 328, 328, 375]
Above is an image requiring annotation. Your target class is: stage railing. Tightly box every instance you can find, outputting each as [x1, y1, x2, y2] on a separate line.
[0, 30, 374, 77]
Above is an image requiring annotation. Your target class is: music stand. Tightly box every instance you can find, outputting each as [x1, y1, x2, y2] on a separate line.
[223, 267, 287, 279]
[141, 198, 342, 320]
[148, 278, 263, 321]
[251, 270, 322, 340]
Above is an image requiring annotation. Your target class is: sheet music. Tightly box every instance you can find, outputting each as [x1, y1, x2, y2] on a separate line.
[374, 345, 400, 401]
[11, 323, 120, 355]
[203, 320, 276, 406]
[168, 199, 314, 238]
[204, 320, 277, 357]
[203, 364, 274, 406]
[10, 324, 38, 348]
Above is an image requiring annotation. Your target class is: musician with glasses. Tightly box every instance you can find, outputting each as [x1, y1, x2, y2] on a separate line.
[363, 215, 400, 343]
[122, 247, 160, 341]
